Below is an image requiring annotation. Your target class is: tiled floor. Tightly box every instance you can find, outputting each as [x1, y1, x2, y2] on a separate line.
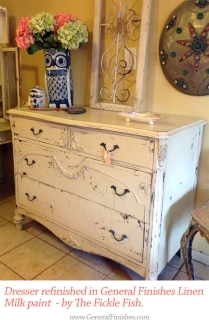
[0, 184, 209, 281]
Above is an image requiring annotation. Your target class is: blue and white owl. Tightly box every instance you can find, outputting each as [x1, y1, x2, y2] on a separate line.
[44, 48, 74, 109]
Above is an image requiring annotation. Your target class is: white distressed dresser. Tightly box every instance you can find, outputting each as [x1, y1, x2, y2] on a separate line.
[8, 107, 205, 280]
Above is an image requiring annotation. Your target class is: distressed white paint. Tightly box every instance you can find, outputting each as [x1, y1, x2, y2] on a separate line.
[9, 107, 205, 279]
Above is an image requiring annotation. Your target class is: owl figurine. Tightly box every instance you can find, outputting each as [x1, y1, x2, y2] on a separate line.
[44, 48, 73, 109]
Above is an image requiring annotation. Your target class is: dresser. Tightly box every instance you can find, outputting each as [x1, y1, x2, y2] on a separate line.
[8, 107, 205, 280]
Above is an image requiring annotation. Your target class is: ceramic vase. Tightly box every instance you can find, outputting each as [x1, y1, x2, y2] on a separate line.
[29, 86, 46, 108]
[44, 48, 74, 109]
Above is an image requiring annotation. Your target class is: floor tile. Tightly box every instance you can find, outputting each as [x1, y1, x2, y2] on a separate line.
[157, 264, 179, 280]
[0, 215, 8, 226]
[102, 276, 115, 280]
[0, 262, 23, 280]
[23, 216, 47, 236]
[180, 260, 209, 280]
[38, 229, 74, 253]
[173, 270, 202, 281]
[69, 249, 118, 275]
[0, 237, 66, 280]
[107, 264, 144, 280]
[0, 199, 16, 222]
[173, 270, 188, 280]
[193, 250, 209, 267]
[0, 223, 34, 256]
[34, 255, 106, 280]
[168, 253, 184, 269]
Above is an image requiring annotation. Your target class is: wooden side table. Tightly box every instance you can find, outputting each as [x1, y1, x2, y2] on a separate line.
[181, 202, 209, 280]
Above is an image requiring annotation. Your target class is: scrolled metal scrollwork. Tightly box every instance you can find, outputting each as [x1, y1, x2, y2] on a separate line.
[100, 0, 141, 104]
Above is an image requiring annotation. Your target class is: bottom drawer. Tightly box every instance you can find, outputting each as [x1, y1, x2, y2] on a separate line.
[16, 175, 148, 263]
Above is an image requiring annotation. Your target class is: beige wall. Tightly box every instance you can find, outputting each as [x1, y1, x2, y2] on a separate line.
[143, 0, 209, 254]
[2, 0, 209, 254]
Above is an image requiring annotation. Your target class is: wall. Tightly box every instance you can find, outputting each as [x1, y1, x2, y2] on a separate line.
[1, 0, 209, 254]
[143, 0, 209, 255]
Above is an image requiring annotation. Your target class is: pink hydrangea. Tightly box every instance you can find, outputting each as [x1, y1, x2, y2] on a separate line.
[15, 16, 34, 50]
[54, 13, 78, 32]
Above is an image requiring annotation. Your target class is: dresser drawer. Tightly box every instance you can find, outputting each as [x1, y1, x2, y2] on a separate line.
[15, 140, 151, 222]
[70, 127, 154, 170]
[12, 117, 68, 147]
[16, 175, 147, 263]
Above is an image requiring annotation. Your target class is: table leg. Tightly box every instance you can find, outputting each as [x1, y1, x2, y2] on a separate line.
[180, 219, 198, 280]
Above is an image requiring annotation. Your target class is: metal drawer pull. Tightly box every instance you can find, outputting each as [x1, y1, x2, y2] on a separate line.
[25, 193, 37, 201]
[24, 158, 35, 166]
[30, 127, 43, 136]
[111, 185, 130, 196]
[109, 229, 127, 242]
[100, 142, 119, 152]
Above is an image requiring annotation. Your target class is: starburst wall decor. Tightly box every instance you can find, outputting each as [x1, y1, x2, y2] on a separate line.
[159, 0, 209, 95]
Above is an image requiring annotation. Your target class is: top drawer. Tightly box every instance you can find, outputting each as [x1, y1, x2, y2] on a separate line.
[70, 127, 154, 170]
[12, 117, 68, 147]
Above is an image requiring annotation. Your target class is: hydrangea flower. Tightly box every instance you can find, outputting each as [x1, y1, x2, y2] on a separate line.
[54, 13, 78, 32]
[15, 12, 88, 54]
[15, 16, 34, 50]
[56, 20, 88, 50]
[28, 12, 56, 35]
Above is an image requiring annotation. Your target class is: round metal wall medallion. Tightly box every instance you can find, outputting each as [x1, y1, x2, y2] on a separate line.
[159, 0, 209, 95]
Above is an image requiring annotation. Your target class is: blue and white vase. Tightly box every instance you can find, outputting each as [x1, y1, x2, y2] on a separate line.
[44, 48, 74, 109]
[29, 86, 46, 108]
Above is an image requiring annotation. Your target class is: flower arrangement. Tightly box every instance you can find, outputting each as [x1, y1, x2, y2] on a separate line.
[15, 12, 88, 54]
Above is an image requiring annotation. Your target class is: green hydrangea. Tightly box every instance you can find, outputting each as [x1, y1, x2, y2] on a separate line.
[29, 12, 56, 35]
[55, 20, 88, 50]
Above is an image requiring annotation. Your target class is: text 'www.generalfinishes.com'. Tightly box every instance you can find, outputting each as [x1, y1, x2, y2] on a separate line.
[69, 314, 149, 321]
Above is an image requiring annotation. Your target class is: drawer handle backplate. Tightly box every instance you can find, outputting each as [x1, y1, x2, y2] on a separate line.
[111, 185, 130, 196]
[30, 127, 43, 136]
[24, 158, 36, 166]
[25, 193, 37, 201]
[109, 229, 127, 242]
[100, 142, 119, 152]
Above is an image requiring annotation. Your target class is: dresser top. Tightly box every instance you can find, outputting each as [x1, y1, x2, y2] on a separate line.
[8, 107, 205, 139]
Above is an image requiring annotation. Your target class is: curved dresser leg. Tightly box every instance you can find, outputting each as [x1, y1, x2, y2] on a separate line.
[14, 208, 25, 231]
[180, 219, 198, 280]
